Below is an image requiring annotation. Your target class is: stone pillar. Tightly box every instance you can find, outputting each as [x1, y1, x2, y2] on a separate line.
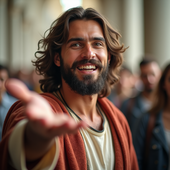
[0, 0, 8, 65]
[10, 6, 24, 70]
[121, 0, 144, 72]
[144, 0, 170, 68]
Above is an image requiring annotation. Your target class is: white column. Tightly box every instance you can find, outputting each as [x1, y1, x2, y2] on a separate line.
[144, 0, 170, 68]
[122, 0, 144, 72]
[0, 0, 8, 64]
[10, 7, 23, 70]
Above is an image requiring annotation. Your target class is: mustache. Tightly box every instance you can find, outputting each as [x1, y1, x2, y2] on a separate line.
[71, 59, 103, 70]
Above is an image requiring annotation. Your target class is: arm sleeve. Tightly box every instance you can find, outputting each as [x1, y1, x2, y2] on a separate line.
[8, 119, 60, 170]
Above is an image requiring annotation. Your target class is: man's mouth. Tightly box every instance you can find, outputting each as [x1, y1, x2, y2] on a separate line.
[77, 65, 97, 71]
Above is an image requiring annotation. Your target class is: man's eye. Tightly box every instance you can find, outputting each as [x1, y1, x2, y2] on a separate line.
[95, 42, 102, 46]
[71, 43, 80, 47]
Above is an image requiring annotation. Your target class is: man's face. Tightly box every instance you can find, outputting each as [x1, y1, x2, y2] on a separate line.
[118, 70, 134, 90]
[0, 69, 8, 95]
[140, 62, 161, 93]
[56, 19, 109, 95]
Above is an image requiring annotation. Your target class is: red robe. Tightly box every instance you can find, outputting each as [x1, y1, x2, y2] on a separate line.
[0, 93, 139, 170]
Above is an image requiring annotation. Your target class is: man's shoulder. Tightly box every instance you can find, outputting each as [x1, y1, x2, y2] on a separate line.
[98, 97, 127, 122]
[40, 92, 67, 113]
[99, 97, 132, 138]
[40, 92, 61, 104]
[98, 97, 120, 111]
[40, 92, 57, 101]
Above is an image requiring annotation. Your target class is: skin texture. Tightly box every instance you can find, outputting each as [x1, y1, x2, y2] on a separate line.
[6, 20, 110, 161]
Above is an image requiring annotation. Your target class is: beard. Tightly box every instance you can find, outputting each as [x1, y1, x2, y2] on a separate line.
[60, 57, 109, 96]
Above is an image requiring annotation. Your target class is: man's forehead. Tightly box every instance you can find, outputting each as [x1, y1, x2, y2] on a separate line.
[140, 62, 160, 74]
[141, 62, 159, 69]
[67, 19, 104, 37]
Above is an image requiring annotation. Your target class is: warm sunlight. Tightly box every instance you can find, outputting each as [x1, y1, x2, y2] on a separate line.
[60, 0, 82, 11]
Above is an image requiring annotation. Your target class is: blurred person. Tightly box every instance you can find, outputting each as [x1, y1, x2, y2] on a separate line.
[133, 63, 170, 170]
[29, 69, 43, 93]
[108, 65, 137, 109]
[0, 64, 17, 140]
[16, 69, 34, 91]
[120, 57, 161, 132]
[0, 7, 138, 170]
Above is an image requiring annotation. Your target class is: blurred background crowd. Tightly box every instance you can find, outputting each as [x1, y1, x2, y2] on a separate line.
[1, 0, 170, 94]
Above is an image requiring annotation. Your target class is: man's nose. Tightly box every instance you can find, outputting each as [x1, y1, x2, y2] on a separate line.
[81, 43, 96, 59]
[147, 75, 155, 83]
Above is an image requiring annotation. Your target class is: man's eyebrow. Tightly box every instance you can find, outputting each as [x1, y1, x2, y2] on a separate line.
[66, 37, 105, 44]
[67, 38, 84, 44]
[92, 37, 105, 42]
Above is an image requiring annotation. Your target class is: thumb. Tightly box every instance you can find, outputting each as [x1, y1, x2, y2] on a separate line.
[5, 78, 32, 103]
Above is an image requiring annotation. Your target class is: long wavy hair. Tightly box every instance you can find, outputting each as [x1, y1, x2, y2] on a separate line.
[32, 6, 127, 98]
[149, 63, 170, 115]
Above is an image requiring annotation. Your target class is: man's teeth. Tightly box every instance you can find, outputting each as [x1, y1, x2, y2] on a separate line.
[78, 65, 96, 70]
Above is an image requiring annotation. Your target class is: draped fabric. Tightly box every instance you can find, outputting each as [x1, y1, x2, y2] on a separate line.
[0, 93, 138, 170]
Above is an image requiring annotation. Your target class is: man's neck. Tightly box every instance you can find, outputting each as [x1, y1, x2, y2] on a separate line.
[58, 81, 104, 131]
[60, 84, 98, 119]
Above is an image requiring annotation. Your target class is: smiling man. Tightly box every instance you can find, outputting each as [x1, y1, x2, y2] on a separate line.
[0, 7, 138, 170]
[57, 19, 109, 96]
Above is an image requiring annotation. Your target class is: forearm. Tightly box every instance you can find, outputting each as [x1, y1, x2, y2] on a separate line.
[8, 119, 60, 170]
[24, 121, 55, 161]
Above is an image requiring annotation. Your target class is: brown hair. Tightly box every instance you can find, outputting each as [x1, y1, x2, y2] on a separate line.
[149, 63, 170, 114]
[139, 57, 157, 67]
[33, 6, 126, 97]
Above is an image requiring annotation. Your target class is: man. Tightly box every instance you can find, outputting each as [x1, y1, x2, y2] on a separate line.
[108, 65, 137, 109]
[120, 57, 161, 133]
[0, 7, 138, 170]
[0, 64, 17, 141]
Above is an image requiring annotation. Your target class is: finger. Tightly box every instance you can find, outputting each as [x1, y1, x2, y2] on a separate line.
[5, 78, 32, 103]
[27, 114, 88, 139]
[38, 113, 87, 130]
[48, 118, 88, 136]
[63, 119, 88, 130]
[57, 121, 88, 136]
[39, 114, 70, 128]
[24, 94, 54, 120]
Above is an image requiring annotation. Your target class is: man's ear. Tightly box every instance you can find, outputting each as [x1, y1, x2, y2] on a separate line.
[54, 53, 60, 67]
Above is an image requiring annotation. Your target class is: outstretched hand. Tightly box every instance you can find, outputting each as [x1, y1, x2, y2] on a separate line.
[5, 79, 87, 160]
[6, 79, 87, 138]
